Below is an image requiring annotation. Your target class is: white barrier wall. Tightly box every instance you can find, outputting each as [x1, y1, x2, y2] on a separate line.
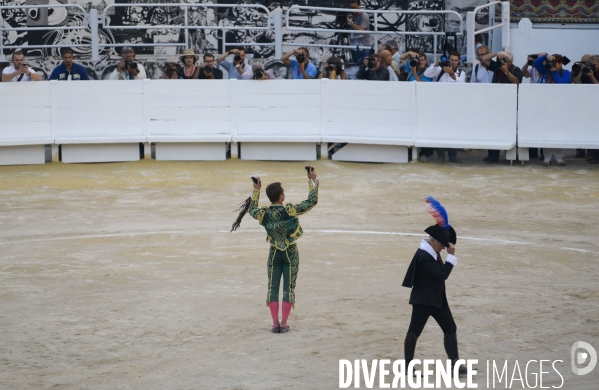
[322, 80, 415, 145]
[414, 83, 518, 150]
[3, 80, 597, 165]
[518, 84, 599, 149]
[0, 82, 52, 145]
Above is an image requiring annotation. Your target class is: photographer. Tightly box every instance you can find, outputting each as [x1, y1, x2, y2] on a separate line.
[356, 54, 389, 81]
[318, 56, 347, 80]
[217, 47, 252, 80]
[400, 50, 432, 82]
[108, 47, 146, 80]
[481, 51, 522, 84]
[198, 53, 223, 80]
[423, 51, 465, 83]
[162, 61, 180, 80]
[469, 45, 493, 84]
[49, 48, 89, 81]
[533, 53, 571, 84]
[522, 53, 545, 84]
[251, 63, 274, 80]
[280, 47, 317, 79]
[2, 50, 41, 82]
[572, 54, 598, 85]
[347, 0, 371, 63]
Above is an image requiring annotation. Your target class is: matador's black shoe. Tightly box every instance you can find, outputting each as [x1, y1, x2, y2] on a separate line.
[271, 322, 280, 333]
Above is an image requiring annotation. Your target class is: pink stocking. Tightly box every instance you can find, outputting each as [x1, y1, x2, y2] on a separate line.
[268, 301, 279, 327]
[281, 301, 293, 327]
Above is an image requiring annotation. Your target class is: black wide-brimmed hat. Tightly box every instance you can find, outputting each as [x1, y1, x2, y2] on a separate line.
[425, 225, 450, 247]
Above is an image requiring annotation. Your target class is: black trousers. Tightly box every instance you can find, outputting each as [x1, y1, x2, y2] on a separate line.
[408, 303, 457, 337]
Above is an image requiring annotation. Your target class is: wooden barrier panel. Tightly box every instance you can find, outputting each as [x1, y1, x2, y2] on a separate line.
[145, 80, 231, 161]
[518, 84, 599, 149]
[52, 80, 145, 144]
[233, 80, 322, 161]
[414, 83, 518, 150]
[0, 82, 52, 146]
[322, 80, 415, 146]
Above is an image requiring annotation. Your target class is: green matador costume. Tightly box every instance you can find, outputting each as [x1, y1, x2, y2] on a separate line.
[249, 179, 319, 307]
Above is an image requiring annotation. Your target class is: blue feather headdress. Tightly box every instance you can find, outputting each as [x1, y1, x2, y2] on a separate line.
[425, 196, 451, 230]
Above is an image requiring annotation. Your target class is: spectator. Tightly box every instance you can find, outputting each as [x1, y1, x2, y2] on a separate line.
[479, 51, 522, 164]
[400, 50, 433, 82]
[423, 51, 464, 163]
[198, 53, 224, 79]
[108, 47, 146, 80]
[533, 53, 571, 84]
[280, 47, 317, 79]
[379, 50, 399, 81]
[582, 55, 599, 164]
[162, 61, 180, 80]
[386, 40, 400, 64]
[177, 49, 200, 79]
[2, 50, 42, 82]
[572, 54, 598, 85]
[470, 45, 493, 84]
[571, 54, 595, 159]
[251, 63, 275, 80]
[347, 0, 371, 63]
[317, 56, 348, 80]
[424, 51, 465, 83]
[217, 47, 252, 80]
[108, 48, 145, 81]
[378, 46, 400, 79]
[356, 54, 390, 81]
[48, 48, 89, 81]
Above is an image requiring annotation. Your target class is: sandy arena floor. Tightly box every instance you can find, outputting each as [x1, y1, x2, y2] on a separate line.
[1, 150, 598, 389]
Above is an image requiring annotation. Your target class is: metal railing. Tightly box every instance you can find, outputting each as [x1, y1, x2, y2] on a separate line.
[285, 5, 463, 60]
[0, 4, 89, 60]
[2, 5, 470, 63]
[100, 3, 276, 56]
[466, 1, 510, 64]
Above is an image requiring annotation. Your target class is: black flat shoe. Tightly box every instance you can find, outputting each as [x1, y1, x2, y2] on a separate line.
[279, 326, 289, 333]
[272, 323, 280, 333]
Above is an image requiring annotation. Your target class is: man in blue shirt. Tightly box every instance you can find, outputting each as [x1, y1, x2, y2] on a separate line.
[280, 47, 317, 79]
[49, 48, 90, 81]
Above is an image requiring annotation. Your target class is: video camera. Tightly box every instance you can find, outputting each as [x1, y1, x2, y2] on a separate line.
[335, 11, 351, 29]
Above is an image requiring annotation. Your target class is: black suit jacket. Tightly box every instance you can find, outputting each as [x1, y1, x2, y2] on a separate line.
[402, 248, 454, 308]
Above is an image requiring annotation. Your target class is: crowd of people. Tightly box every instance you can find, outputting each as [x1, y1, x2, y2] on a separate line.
[3, 38, 597, 165]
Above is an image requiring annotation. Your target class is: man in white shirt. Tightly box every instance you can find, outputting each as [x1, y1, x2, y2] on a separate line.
[2, 50, 42, 82]
[423, 51, 465, 162]
[470, 45, 493, 84]
[108, 47, 147, 80]
[424, 51, 466, 83]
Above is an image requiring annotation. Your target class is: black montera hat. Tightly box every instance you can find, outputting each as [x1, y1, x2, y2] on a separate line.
[448, 226, 457, 245]
[425, 225, 450, 248]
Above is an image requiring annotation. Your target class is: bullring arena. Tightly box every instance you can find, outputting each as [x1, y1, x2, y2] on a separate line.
[1, 150, 598, 389]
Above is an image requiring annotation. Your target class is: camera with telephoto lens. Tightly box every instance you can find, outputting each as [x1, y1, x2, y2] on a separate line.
[253, 69, 264, 79]
[234, 54, 241, 62]
[125, 58, 139, 73]
[326, 63, 335, 72]
[367, 56, 376, 69]
[409, 58, 419, 67]
[204, 66, 213, 74]
[544, 60, 556, 70]
[296, 53, 306, 63]
[527, 54, 539, 66]
[582, 63, 596, 75]
[439, 55, 449, 68]
[497, 58, 506, 67]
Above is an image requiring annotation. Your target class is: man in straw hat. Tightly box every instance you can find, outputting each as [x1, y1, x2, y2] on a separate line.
[230, 168, 318, 333]
[401, 196, 472, 377]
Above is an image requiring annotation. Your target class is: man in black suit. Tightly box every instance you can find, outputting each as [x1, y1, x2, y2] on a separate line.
[402, 224, 468, 376]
